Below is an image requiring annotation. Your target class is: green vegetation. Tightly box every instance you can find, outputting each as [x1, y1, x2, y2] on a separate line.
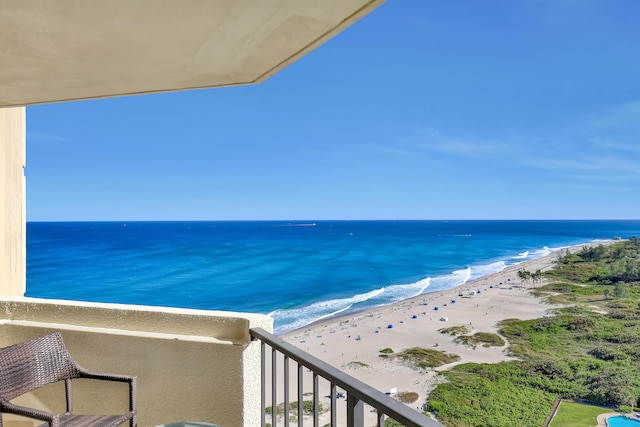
[345, 360, 369, 368]
[438, 325, 471, 336]
[379, 347, 394, 358]
[549, 401, 612, 427]
[384, 418, 403, 427]
[266, 400, 325, 419]
[439, 326, 506, 348]
[454, 332, 505, 348]
[548, 239, 640, 286]
[426, 240, 640, 427]
[517, 269, 543, 287]
[395, 347, 460, 369]
[427, 362, 556, 426]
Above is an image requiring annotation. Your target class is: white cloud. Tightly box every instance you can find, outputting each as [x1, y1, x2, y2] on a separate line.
[590, 100, 640, 131]
[27, 132, 73, 145]
[391, 127, 511, 159]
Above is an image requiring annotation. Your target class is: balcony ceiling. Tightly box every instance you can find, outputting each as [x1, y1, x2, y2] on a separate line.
[0, 0, 384, 107]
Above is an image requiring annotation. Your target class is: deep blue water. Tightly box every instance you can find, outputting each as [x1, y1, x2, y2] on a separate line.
[26, 220, 640, 333]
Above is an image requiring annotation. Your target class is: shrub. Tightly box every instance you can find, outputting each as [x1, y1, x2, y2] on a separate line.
[455, 332, 506, 347]
[590, 346, 628, 361]
[607, 310, 638, 320]
[606, 332, 640, 344]
[526, 358, 571, 379]
[395, 347, 460, 369]
[396, 391, 419, 404]
[565, 317, 596, 330]
[426, 400, 449, 417]
[438, 325, 471, 336]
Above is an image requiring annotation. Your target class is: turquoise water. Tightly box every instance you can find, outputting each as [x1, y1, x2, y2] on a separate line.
[26, 220, 640, 333]
[608, 416, 640, 426]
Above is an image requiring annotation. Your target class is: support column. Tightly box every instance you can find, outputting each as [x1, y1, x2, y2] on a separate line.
[0, 106, 26, 297]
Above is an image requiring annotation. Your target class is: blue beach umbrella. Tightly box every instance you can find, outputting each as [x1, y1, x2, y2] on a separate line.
[434, 306, 439, 311]
[387, 324, 393, 329]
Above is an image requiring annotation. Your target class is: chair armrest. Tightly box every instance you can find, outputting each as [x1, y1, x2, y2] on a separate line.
[77, 369, 136, 385]
[0, 398, 57, 424]
[76, 370, 137, 415]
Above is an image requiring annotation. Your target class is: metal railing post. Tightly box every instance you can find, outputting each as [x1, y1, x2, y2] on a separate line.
[298, 363, 304, 426]
[250, 327, 443, 427]
[261, 341, 266, 427]
[347, 394, 364, 427]
[272, 346, 277, 427]
[284, 356, 290, 427]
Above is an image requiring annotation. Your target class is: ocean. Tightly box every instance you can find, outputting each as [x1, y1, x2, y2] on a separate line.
[26, 220, 640, 334]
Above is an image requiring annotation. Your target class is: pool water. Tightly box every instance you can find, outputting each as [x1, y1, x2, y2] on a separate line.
[608, 416, 640, 427]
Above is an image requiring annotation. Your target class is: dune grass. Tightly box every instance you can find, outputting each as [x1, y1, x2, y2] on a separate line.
[455, 332, 506, 348]
[438, 325, 471, 336]
[396, 347, 460, 369]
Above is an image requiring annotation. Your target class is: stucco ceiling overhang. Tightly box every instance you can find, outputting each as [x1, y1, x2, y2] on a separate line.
[0, 0, 385, 107]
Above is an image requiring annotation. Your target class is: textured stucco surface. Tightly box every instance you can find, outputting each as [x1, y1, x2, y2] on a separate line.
[0, 298, 273, 427]
[0, 0, 385, 107]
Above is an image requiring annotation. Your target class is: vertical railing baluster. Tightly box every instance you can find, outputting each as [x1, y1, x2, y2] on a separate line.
[251, 327, 443, 427]
[298, 364, 304, 426]
[330, 383, 337, 427]
[347, 394, 364, 427]
[272, 346, 277, 427]
[284, 356, 290, 427]
[313, 373, 319, 427]
[261, 341, 266, 427]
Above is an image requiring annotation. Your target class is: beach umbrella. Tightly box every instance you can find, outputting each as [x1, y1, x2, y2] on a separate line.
[387, 324, 393, 329]
[490, 285, 494, 288]
[451, 300, 456, 303]
[434, 306, 439, 311]
[412, 315, 418, 319]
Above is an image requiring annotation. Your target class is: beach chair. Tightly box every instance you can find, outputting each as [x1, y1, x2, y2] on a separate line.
[0, 332, 136, 427]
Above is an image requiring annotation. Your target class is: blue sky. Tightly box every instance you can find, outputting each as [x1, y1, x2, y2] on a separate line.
[26, 0, 640, 221]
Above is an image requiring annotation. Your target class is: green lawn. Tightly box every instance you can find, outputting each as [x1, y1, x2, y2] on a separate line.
[549, 401, 614, 427]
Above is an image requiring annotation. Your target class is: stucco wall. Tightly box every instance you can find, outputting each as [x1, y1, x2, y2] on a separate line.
[0, 107, 26, 297]
[0, 297, 273, 427]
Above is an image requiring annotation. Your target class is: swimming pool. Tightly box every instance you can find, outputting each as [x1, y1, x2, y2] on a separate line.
[608, 416, 640, 427]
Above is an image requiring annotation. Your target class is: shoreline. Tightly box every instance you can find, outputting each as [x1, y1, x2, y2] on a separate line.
[277, 240, 615, 425]
[283, 239, 613, 336]
[277, 238, 616, 336]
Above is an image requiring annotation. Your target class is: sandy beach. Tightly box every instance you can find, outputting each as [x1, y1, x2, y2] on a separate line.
[271, 241, 613, 425]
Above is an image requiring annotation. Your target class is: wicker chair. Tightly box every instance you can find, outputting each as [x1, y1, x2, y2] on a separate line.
[0, 332, 136, 427]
